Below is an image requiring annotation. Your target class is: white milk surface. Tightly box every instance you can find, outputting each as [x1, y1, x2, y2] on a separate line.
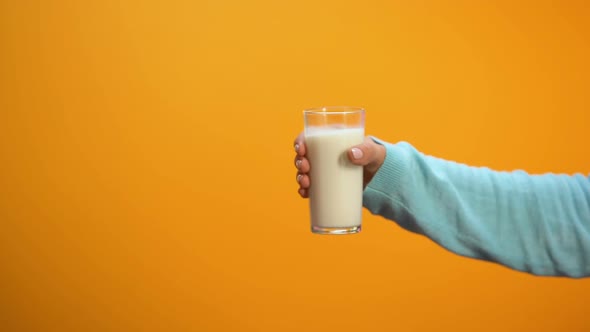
[305, 127, 364, 228]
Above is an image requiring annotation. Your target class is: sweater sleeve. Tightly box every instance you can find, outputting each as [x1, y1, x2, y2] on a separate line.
[363, 139, 590, 278]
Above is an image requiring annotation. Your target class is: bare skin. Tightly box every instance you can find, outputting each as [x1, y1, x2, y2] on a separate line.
[293, 132, 386, 198]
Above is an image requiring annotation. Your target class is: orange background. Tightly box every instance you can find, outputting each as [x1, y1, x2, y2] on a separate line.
[1, 1, 589, 331]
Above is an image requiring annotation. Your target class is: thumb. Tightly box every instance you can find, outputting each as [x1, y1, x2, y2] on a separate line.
[347, 137, 378, 166]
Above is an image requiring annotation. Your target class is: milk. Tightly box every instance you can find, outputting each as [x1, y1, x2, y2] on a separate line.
[305, 127, 364, 232]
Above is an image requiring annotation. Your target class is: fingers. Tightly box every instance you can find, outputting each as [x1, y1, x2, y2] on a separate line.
[294, 155, 310, 173]
[298, 188, 309, 198]
[295, 133, 384, 197]
[295, 132, 310, 198]
[347, 137, 386, 187]
[294, 132, 306, 156]
[296, 173, 310, 189]
[347, 137, 378, 166]
[296, 172, 310, 198]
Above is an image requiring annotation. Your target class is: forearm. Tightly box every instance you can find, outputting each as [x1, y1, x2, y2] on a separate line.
[363, 140, 590, 277]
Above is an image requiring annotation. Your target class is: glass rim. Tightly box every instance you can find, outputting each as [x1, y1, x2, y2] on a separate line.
[303, 106, 365, 115]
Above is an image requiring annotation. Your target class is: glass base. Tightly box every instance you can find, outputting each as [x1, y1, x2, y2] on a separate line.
[312, 225, 361, 235]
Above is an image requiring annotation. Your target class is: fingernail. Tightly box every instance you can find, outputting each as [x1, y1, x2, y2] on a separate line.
[294, 143, 300, 152]
[351, 148, 363, 159]
[296, 159, 302, 169]
[298, 188, 305, 196]
[297, 174, 303, 183]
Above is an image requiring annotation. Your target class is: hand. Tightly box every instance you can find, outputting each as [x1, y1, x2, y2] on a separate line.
[293, 132, 386, 198]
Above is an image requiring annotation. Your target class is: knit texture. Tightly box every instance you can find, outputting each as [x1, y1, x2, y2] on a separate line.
[363, 139, 590, 278]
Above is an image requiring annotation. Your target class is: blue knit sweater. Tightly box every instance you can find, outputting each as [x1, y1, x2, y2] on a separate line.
[363, 140, 590, 278]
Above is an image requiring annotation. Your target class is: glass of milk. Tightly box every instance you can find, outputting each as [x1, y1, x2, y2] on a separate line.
[303, 107, 365, 234]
